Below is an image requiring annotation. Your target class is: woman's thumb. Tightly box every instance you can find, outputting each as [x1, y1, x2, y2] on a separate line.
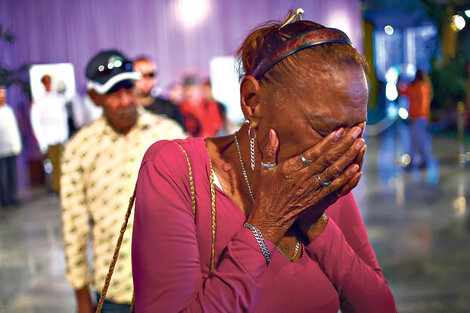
[261, 129, 279, 168]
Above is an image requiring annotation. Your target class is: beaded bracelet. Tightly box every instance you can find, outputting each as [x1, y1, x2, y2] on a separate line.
[243, 223, 271, 264]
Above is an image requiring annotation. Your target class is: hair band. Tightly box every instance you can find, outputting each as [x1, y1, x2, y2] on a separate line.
[252, 28, 353, 79]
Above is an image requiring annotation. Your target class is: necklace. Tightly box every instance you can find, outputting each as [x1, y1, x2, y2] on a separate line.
[234, 134, 256, 205]
[276, 242, 301, 262]
[233, 133, 300, 262]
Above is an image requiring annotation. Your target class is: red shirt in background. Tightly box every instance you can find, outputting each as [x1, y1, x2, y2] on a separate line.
[179, 97, 223, 137]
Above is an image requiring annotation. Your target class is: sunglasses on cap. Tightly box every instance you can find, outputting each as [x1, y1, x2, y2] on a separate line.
[95, 55, 133, 77]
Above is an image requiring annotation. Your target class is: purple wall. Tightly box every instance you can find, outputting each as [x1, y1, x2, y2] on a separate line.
[0, 0, 363, 106]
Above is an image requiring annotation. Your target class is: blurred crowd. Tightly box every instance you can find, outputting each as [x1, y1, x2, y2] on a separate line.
[0, 53, 238, 207]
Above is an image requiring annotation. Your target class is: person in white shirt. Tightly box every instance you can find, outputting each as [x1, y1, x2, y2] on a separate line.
[0, 85, 22, 207]
[30, 74, 69, 193]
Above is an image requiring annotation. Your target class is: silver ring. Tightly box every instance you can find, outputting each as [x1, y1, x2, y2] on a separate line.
[300, 154, 312, 167]
[317, 175, 332, 187]
[261, 161, 277, 169]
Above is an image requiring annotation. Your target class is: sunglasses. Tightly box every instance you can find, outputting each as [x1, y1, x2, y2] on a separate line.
[141, 72, 156, 78]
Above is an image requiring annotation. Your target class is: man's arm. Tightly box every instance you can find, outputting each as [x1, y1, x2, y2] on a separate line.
[60, 142, 93, 313]
[76, 287, 94, 313]
[30, 102, 47, 154]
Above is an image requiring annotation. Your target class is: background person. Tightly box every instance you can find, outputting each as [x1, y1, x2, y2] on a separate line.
[30, 74, 69, 193]
[167, 82, 183, 106]
[0, 85, 22, 208]
[179, 75, 223, 137]
[200, 78, 238, 136]
[133, 57, 185, 127]
[399, 69, 434, 168]
[61, 50, 185, 313]
[132, 10, 396, 312]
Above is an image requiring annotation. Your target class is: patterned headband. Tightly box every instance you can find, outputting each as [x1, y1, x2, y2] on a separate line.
[252, 27, 353, 79]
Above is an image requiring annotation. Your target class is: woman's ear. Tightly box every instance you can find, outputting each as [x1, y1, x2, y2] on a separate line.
[240, 75, 262, 127]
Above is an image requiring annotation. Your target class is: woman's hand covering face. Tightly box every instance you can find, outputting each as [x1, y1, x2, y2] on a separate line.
[247, 124, 365, 245]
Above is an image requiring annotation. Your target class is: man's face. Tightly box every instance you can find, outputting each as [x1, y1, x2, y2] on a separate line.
[42, 76, 52, 92]
[200, 84, 212, 100]
[0, 86, 6, 106]
[91, 85, 138, 134]
[169, 84, 183, 104]
[183, 85, 199, 101]
[134, 61, 156, 96]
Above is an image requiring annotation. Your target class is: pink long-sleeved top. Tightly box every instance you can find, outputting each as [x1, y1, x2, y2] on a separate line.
[132, 138, 396, 313]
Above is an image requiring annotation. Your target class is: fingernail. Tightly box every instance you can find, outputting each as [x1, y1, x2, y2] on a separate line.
[269, 129, 273, 142]
[361, 144, 367, 154]
[349, 164, 360, 174]
[351, 127, 361, 139]
[333, 128, 344, 141]
[354, 138, 365, 150]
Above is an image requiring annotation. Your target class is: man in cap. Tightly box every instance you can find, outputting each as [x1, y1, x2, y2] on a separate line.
[60, 50, 185, 312]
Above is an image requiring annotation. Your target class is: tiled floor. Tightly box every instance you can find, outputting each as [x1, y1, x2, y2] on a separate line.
[0, 129, 469, 313]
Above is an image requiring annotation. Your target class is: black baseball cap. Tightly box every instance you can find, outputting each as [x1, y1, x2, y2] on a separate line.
[86, 50, 141, 94]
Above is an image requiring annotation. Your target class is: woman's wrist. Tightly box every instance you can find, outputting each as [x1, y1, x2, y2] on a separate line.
[243, 223, 272, 264]
[299, 213, 328, 243]
[246, 208, 291, 245]
[245, 219, 286, 245]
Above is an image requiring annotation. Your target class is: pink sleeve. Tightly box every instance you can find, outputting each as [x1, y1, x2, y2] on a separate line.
[306, 193, 397, 313]
[132, 141, 276, 313]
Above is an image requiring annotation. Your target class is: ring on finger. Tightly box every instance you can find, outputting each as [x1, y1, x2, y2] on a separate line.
[261, 161, 277, 169]
[316, 175, 332, 187]
[300, 154, 312, 167]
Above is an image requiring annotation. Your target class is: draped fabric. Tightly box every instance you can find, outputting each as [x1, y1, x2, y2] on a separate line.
[0, 0, 363, 109]
[1, 0, 362, 163]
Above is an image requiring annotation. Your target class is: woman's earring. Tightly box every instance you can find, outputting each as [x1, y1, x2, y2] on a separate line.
[248, 125, 257, 171]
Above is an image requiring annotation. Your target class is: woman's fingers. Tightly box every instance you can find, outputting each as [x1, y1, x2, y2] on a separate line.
[355, 144, 367, 170]
[285, 128, 344, 172]
[311, 126, 363, 171]
[337, 171, 363, 197]
[318, 163, 360, 195]
[260, 129, 279, 169]
[318, 138, 365, 183]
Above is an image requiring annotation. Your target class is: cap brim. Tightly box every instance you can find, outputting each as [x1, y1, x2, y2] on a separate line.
[87, 71, 142, 94]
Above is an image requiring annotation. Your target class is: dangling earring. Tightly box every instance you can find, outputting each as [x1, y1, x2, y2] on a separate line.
[248, 125, 256, 171]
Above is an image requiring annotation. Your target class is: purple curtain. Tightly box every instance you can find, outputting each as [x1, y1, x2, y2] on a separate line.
[1, 0, 362, 106]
